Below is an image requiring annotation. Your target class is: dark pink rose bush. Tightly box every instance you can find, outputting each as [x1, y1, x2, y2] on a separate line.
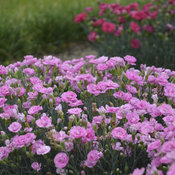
[1, 54, 175, 174]
[75, 0, 175, 68]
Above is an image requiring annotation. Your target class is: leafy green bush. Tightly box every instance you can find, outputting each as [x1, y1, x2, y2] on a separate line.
[75, 0, 175, 68]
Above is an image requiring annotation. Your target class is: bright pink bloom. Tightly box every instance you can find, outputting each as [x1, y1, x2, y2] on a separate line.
[8, 122, 22, 133]
[88, 31, 97, 42]
[102, 22, 116, 33]
[130, 22, 140, 33]
[54, 153, 69, 168]
[93, 19, 105, 27]
[143, 25, 154, 33]
[111, 127, 127, 140]
[85, 6, 93, 12]
[74, 13, 87, 23]
[131, 38, 141, 49]
[131, 11, 147, 20]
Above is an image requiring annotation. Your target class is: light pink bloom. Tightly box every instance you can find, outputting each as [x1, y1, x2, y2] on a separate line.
[28, 105, 43, 115]
[28, 91, 38, 100]
[8, 122, 22, 133]
[0, 65, 8, 75]
[15, 87, 26, 97]
[147, 140, 161, 151]
[167, 163, 175, 175]
[83, 128, 97, 143]
[32, 140, 45, 154]
[54, 152, 69, 168]
[61, 91, 77, 103]
[113, 91, 132, 102]
[126, 85, 137, 94]
[131, 167, 145, 175]
[0, 85, 12, 97]
[0, 98, 7, 108]
[31, 162, 41, 171]
[64, 142, 74, 152]
[97, 63, 108, 71]
[87, 84, 100, 96]
[69, 126, 86, 139]
[0, 146, 10, 160]
[84, 150, 103, 168]
[111, 127, 127, 140]
[126, 112, 140, 124]
[124, 55, 137, 65]
[161, 140, 175, 153]
[36, 145, 51, 155]
[36, 113, 52, 128]
[11, 133, 36, 149]
[67, 108, 82, 115]
[89, 56, 108, 64]
[140, 122, 154, 134]
[125, 70, 142, 82]
[158, 104, 174, 115]
[23, 68, 35, 76]
[53, 131, 68, 142]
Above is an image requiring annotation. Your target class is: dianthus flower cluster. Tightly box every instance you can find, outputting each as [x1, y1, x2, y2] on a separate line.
[1, 54, 175, 174]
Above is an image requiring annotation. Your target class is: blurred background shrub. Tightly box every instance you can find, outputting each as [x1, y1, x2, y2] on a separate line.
[75, 0, 175, 69]
[0, 0, 148, 65]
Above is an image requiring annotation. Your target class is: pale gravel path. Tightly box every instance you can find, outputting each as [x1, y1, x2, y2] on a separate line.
[57, 42, 97, 60]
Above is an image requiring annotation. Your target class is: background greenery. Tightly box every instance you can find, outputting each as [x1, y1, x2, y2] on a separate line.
[0, 0, 148, 65]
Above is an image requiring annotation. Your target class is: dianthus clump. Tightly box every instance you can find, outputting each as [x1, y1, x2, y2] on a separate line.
[0, 54, 175, 175]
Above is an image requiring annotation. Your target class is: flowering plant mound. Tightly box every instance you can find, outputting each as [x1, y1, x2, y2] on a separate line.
[75, 0, 175, 68]
[1, 54, 175, 174]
